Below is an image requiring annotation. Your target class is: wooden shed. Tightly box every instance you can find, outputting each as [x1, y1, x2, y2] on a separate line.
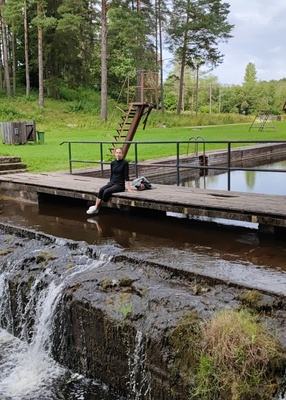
[1, 121, 36, 144]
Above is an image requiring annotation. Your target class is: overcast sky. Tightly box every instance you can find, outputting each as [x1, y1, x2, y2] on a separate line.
[212, 0, 286, 85]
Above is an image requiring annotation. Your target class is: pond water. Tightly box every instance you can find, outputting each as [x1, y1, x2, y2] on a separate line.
[1, 160, 286, 399]
[182, 160, 286, 195]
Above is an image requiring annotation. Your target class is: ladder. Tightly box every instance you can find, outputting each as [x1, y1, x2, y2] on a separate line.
[109, 102, 155, 157]
[248, 110, 276, 132]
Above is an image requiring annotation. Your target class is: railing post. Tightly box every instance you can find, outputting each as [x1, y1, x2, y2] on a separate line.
[134, 142, 138, 177]
[100, 143, 104, 177]
[176, 142, 180, 186]
[227, 142, 231, 190]
[68, 142, 72, 174]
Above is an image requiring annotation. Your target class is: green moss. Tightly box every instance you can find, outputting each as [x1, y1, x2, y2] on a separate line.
[27, 275, 35, 291]
[100, 278, 113, 291]
[69, 282, 83, 292]
[10, 273, 22, 292]
[118, 276, 135, 287]
[119, 303, 133, 319]
[170, 311, 200, 382]
[35, 251, 57, 266]
[239, 289, 262, 307]
[0, 248, 14, 256]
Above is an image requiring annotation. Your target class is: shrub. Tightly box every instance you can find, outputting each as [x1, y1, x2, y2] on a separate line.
[0, 104, 24, 120]
[192, 310, 285, 400]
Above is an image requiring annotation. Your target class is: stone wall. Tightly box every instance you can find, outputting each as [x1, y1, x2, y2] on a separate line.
[1, 224, 286, 398]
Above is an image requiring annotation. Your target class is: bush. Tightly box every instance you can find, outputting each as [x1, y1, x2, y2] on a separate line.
[193, 310, 286, 399]
[170, 309, 286, 400]
[0, 104, 24, 120]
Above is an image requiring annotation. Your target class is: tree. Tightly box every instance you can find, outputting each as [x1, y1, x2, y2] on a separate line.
[243, 62, 257, 85]
[3, 0, 25, 95]
[24, 0, 30, 97]
[101, 0, 108, 121]
[36, 2, 44, 107]
[166, 0, 233, 114]
[0, 0, 11, 98]
[106, 1, 157, 102]
[0, 0, 159, 113]
[241, 62, 259, 113]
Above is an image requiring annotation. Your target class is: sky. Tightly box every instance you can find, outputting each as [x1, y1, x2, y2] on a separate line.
[211, 0, 286, 85]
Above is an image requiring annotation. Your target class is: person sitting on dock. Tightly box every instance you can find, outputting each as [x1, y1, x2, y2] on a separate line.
[86, 147, 133, 215]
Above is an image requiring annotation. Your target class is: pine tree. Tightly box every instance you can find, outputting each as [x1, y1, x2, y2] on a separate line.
[166, 0, 233, 114]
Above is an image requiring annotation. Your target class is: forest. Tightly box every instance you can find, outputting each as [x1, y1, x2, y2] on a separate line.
[0, 0, 285, 118]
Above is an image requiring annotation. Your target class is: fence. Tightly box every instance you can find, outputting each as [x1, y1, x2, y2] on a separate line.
[60, 139, 286, 189]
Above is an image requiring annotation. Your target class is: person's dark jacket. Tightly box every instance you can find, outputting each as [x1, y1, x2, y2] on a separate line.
[109, 159, 129, 186]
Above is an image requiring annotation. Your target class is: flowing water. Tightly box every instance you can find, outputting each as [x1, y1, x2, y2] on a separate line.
[0, 243, 123, 400]
[1, 160, 286, 399]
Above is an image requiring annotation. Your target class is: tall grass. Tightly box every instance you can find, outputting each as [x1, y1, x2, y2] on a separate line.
[170, 309, 286, 400]
[193, 310, 285, 400]
[1, 94, 285, 172]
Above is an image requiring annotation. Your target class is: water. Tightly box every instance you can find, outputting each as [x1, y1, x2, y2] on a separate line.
[0, 327, 121, 399]
[0, 328, 65, 399]
[184, 160, 286, 195]
[128, 331, 151, 400]
[0, 244, 125, 400]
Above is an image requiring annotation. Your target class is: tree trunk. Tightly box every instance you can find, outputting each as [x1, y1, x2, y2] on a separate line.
[0, 1, 12, 98]
[24, 0, 30, 97]
[11, 31, 16, 94]
[177, 55, 185, 114]
[158, 0, 164, 112]
[176, 24, 188, 114]
[100, 0, 107, 121]
[37, 4, 44, 107]
[0, 57, 3, 91]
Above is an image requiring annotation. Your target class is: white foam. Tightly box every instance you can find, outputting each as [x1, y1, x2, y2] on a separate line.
[0, 328, 64, 399]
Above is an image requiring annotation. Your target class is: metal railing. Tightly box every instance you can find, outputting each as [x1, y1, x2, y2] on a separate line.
[60, 139, 286, 189]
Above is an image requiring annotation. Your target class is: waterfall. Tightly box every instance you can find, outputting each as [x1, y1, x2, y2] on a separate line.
[0, 327, 65, 399]
[0, 248, 109, 399]
[128, 330, 151, 400]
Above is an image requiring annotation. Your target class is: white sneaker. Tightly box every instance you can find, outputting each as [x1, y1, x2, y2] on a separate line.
[86, 206, 99, 215]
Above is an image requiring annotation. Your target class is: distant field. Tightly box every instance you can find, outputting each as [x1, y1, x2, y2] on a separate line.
[1, 121, 286, 173]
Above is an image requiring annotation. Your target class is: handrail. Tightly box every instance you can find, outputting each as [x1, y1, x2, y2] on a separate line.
[60, 140, 286, 189]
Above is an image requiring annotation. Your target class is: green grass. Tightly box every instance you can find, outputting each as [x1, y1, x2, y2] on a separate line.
[192, 310, 286, 400]
[170, 310, 286, 400]
[1, 95, 286, 172]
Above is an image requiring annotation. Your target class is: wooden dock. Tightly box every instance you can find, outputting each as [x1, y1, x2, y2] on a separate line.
[0, 171, 286, 233]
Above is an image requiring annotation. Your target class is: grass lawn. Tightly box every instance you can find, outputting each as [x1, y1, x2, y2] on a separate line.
[1, 96, 286, 172]
[1, 122, 286, 173]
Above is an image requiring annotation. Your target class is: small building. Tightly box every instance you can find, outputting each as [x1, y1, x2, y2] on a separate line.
[1, 121, 36, 144]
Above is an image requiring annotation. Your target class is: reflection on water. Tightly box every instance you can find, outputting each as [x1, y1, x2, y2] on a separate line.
[182, 160, 286, 195]
[1, 197, 286, 274]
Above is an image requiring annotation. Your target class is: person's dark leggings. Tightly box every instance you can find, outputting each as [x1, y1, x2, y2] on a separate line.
[97, 182, 125, 202]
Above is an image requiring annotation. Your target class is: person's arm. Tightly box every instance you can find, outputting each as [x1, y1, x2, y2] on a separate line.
[125, 180, 133, 192]
[124, 161, 133, 191]
[110, 161, 114, 180]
